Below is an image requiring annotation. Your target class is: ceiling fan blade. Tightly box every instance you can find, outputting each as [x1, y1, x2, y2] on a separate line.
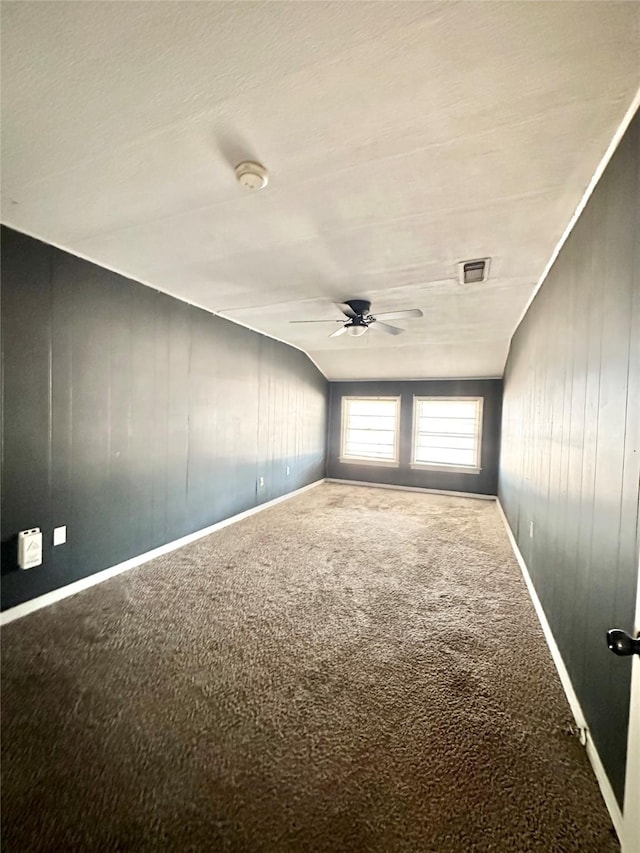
[373, 308, 423, 321]
[335, 302, 358, 319]
[371, 320, 404, 336]
[329, 325, 348, 338]
[289, 319, 344, 323]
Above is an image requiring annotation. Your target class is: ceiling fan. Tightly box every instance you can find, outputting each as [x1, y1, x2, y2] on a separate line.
[290, 299, 423, 338]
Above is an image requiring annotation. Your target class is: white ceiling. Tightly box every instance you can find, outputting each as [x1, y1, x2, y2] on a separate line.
[2, 2, 639, 380]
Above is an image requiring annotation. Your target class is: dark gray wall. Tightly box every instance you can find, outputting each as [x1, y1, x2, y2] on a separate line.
[1, 227, 328, 610]
[499, 113, 640, 806]
[327, 380, 502, 495]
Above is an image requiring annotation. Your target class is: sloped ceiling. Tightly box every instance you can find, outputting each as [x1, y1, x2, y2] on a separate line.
[2, 1, 639, 379]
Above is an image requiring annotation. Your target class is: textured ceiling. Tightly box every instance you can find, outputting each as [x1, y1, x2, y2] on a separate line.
[2, 1, 639, 379]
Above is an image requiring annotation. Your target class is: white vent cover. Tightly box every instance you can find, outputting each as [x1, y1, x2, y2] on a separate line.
[458, 258, 491, 285]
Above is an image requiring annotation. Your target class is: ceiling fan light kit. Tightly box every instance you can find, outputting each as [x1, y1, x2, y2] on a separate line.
[347, 324, 367, 337]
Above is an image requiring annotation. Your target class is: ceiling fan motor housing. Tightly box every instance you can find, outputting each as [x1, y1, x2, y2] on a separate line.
[344, 299, 371, 317]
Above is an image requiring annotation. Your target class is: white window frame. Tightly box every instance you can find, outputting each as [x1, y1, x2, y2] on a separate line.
[339, 395, 401, 467]
[411, 396, 483, 474]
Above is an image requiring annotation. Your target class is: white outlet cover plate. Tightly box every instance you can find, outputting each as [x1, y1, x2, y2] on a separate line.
[53, 526, 67, 546]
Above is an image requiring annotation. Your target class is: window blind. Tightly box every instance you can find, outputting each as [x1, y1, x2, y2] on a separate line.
[413, 398, 481, 469]
[342, 398, 399, 462]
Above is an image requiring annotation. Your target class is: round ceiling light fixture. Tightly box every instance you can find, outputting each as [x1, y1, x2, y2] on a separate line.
[347, 324, 367, 337]
[235, 161, 269, 190]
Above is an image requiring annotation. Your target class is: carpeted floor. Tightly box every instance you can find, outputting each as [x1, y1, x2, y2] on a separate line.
[1, 483, 618, 852]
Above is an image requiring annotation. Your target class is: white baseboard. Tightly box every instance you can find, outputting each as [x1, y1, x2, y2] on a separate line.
[496, 499, 624, 843]
[327, 478, 496, 501]
[1, 479, 326, 627]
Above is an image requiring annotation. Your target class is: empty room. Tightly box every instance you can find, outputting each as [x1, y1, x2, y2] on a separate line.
[1, 2, 639, 851]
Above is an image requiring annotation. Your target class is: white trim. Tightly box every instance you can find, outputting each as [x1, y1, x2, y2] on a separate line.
[510, 87, 640, 344]
[327, 478, 496, 501]
[0, 224, 328, 381]
[0, 479, 326, 627]
[496, 499, 624, 843]
[622, 541, 640, 853]
[331, 376, 503, 383]
[338, 458, 400, 468]
[410, 463, 481, 475]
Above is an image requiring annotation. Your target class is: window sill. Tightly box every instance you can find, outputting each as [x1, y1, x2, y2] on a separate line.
[410, 463, 482, 475]
[339, 457, 400, 468]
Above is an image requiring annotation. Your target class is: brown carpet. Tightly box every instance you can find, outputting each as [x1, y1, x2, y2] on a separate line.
[1, 483, 618, 852]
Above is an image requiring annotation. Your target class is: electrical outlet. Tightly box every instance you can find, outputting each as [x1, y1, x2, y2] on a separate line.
[258, 476, 264, 487]
[53, 525, 67, 546]
[529, 521, 534, 538]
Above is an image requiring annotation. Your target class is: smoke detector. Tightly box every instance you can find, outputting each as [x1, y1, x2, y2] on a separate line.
[458, 258, 491, 285]
[235, 161, 269, 190]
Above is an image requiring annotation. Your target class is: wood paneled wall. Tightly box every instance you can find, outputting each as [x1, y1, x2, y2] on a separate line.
[1, 227, 328, 610]
[499, 113, 640, 805]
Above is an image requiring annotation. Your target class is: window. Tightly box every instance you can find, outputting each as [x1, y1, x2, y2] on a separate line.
[340, 396, 400, 466]
[412, 397, 483, 474]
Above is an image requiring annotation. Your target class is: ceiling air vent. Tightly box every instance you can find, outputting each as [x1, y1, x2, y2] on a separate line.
[458, 258, 490, 285]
